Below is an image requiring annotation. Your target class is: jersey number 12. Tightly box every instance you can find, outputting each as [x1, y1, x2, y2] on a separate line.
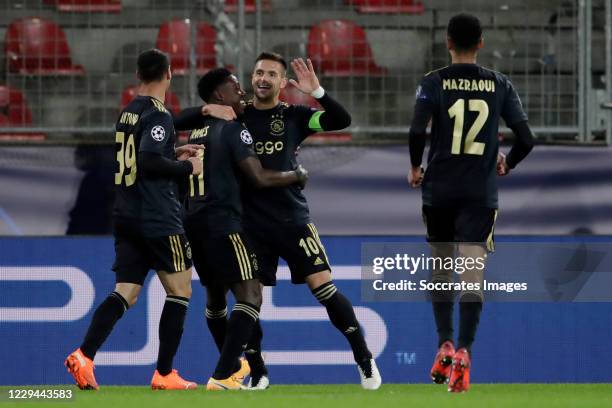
[448, 98, 489, 156]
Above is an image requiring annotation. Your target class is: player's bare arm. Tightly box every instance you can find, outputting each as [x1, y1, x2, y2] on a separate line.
[239, 156, 308, 189]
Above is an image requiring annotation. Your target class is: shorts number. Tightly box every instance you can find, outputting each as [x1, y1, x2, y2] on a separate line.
[189, 148, 205, 197]
[299, 237, 320, 257]
[115, 132, 137, 186]
[448, 98, 488, 156]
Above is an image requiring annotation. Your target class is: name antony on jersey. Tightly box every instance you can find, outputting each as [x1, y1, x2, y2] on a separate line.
[442, 78, 496, 93]
[119, 112, 139, 126]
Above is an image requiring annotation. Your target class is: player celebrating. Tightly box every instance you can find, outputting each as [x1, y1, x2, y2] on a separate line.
[408, 14, 534, 393]
[175, 68, 309, 390]
[65, 49, 202, 391]
[174, 53, 381, 390]
[243, 53, 381, 390]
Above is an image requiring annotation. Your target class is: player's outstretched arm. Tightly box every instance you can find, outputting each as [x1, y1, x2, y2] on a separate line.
[173, 105, 236, 131]
[239, 157, 308, 189]
[291, 58, 351, 131]
[173, 107, 204, 131]
[498, 121, 535, 176]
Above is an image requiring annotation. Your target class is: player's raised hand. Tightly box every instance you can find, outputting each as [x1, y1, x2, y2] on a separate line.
[408, 166, 424, 188]
[202, 104, 237, 121]
[176, 144, 204, 161]
[496, 152, 510, 176]
[289, 58, 321, 95]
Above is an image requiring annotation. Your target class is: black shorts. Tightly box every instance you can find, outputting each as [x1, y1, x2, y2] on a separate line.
[112, 232, 193, 285]
[187, 229, 258, 287]
[422, 205, 498, 251]
[244, 222, 331, 286]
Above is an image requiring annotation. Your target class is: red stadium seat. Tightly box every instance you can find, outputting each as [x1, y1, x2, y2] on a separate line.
[346, 0, 424, 14]
[279, 83, 352, 143]
[0, 86, 46, 140]
[156, 19, 217, 76]
[224, 0, 271, 13]
[307, 20, 388, 77]
[120, 85, 181, 116]
[5, 18, 85, 76]
[43, 0, 121, 12]
[0, 86, 32, 126]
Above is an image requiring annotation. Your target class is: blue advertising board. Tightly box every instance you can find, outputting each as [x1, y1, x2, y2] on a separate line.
[1, 236, 612, 385]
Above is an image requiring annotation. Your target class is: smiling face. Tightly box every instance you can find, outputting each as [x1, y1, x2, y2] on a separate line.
[251, 59, 287, 104]
[216, 75, 246, 115]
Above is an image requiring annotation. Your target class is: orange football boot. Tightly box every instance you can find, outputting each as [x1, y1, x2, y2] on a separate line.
[448, 348, 471, 393]
[151, 369, 197, 390]
[65, 348, 99, 390]
[430, 340, 455, 384]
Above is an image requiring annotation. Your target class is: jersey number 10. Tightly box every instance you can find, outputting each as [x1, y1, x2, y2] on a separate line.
[115, 132, 137, 186]
[448, 98, 489, 156]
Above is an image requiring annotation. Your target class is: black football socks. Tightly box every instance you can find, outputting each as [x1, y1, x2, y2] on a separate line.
[205, 306, 228, 353]
[458, 298, 483, 354]
[245, 319, 268, 378]
[432, 301, 454, 347]
[80, 291, 129, 360]
[156, 295, 189, 376]
[213, 302, 260, 380]
[312, 282, 372, 363]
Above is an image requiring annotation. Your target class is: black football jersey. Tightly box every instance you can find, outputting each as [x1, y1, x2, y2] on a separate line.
[411, 64, 527, 208]
[241, 102, 318, 227]
[184, 117, 256, 236]
[113, 95, 184, 237]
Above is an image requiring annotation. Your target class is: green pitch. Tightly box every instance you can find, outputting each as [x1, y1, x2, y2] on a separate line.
[2, 384, 611, 408]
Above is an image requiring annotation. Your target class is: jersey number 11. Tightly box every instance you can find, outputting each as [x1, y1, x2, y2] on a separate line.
[189, 149, 205, 197]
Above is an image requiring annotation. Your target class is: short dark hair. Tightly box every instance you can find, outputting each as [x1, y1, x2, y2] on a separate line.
[255, 51, 287, 71]
[447, 13, 482, 52]
[137, 49, 170, 83]
[198, 68, 233, 102]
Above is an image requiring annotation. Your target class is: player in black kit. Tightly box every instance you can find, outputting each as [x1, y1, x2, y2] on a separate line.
[408, 14, 534, 392]
[244, 53, 380, 390]
[174, 68, 309, 390]
[65, 49, 202, 391]
[175, 53, 381, 390]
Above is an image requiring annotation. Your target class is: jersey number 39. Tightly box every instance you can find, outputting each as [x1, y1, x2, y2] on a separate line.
[115, 132, 137, 186]
[448, 98, 489, 156]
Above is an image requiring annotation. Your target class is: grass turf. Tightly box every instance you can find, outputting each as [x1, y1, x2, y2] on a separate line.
[2, 384, 611, 408]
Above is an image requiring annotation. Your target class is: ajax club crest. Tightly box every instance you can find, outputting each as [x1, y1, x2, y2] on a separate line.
[270, 114, 285, 136]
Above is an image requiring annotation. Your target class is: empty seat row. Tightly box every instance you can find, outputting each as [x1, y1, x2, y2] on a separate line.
[3, 17, 389, 77]
[38, 0, 423, 14]
[0, 82, 356, 139]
